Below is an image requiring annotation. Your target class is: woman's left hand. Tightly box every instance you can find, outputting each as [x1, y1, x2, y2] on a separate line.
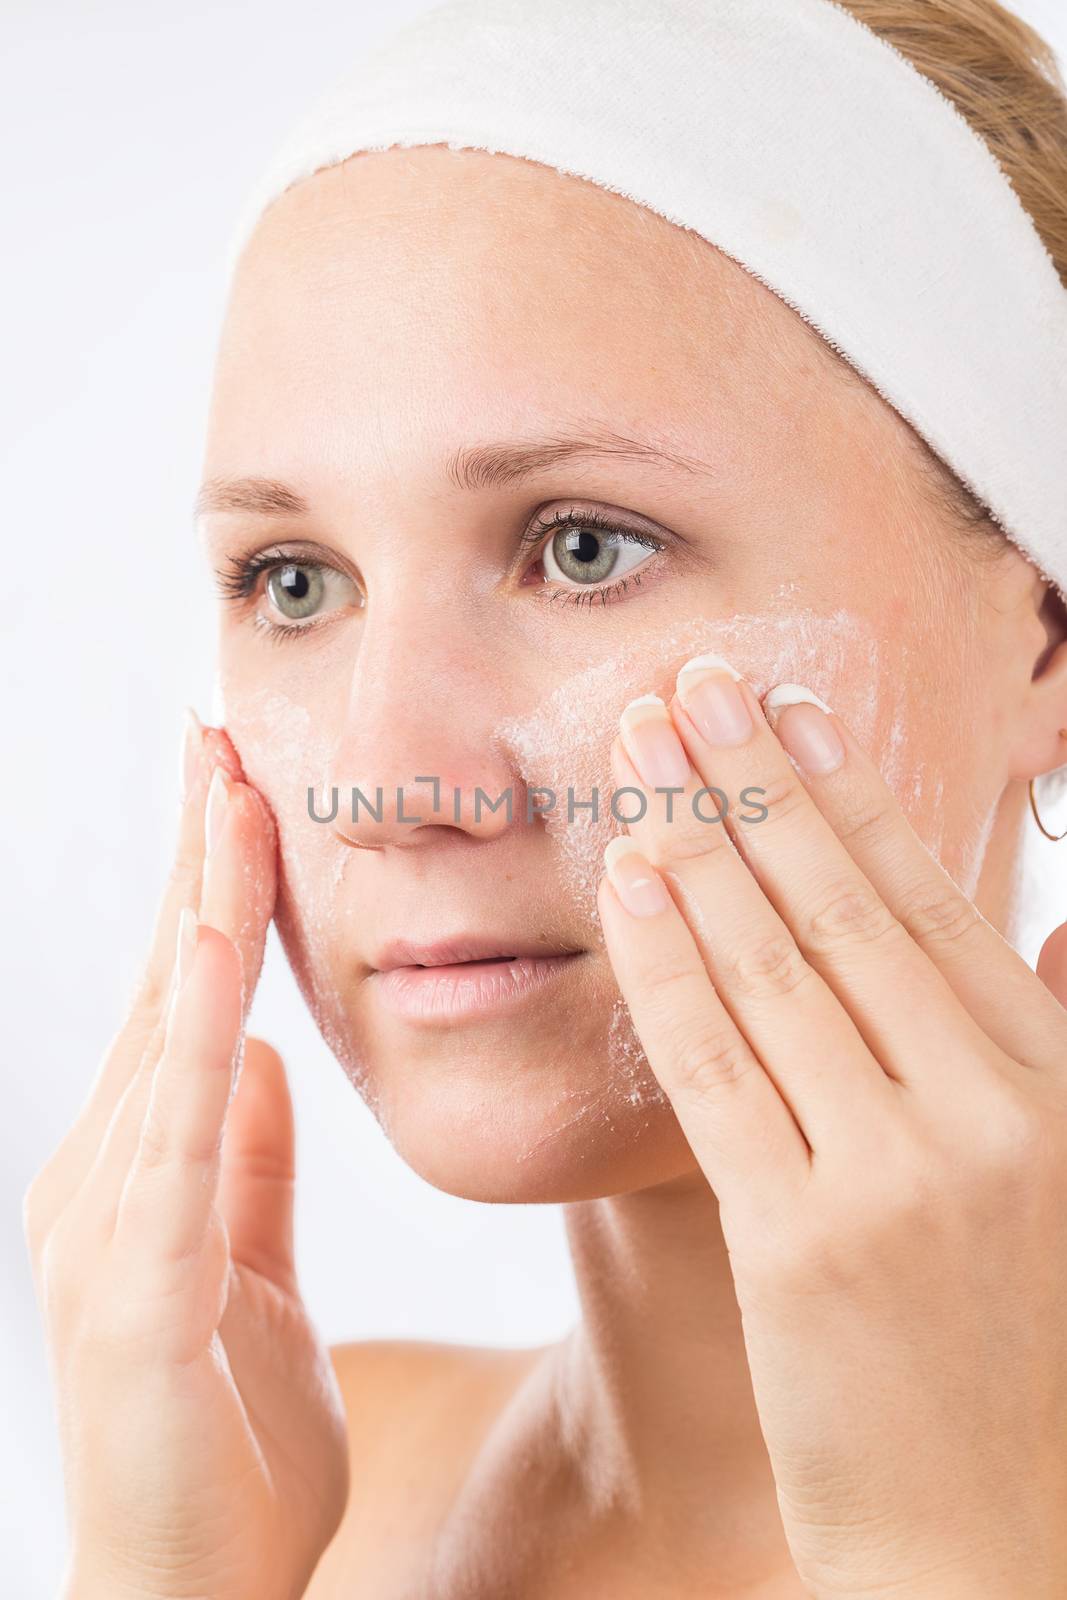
[597, 657, 1067, 1600]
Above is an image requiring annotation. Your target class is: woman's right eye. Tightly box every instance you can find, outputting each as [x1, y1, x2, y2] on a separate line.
[262, 560, 361, 627]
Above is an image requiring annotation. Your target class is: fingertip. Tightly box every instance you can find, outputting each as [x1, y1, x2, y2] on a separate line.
[237, 1037, 292, 1120]
[243, 1035, 286, 1078]
[202, 725, 246, 783]
[196, 922, 244, 992]
[603, 837, 673, 918]
[197, 925, 245, 1049]
[180, 707, 204, 803]
[223, 775, 278, 847]
[596, 861, 628, 924]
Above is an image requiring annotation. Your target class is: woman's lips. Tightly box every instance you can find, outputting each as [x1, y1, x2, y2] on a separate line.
[369, 950, 584, 1022]
[373, 933, 579, 970]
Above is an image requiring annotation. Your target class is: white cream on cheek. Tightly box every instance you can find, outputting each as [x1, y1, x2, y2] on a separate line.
[496, 604, 992, 1151]
[215, 677, 374, 1102]
[496, 608, 916, 915]
[215, 596, 997, 1160]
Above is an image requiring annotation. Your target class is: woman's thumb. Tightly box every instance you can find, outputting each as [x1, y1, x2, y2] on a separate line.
[218, 1036, 298, 1293]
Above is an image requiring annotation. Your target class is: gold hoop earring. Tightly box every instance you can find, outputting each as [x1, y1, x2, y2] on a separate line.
[1030, 731, 1067, 841]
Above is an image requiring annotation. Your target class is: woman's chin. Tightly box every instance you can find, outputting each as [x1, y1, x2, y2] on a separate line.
[294, 942, 701, 1198]
[371, 1071, 699, 1203]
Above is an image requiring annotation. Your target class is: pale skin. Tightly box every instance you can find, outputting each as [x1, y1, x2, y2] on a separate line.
[24, 143, 1067, 1598]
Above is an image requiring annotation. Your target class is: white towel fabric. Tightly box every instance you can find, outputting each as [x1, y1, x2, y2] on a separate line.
[227, 0, 1067, 597]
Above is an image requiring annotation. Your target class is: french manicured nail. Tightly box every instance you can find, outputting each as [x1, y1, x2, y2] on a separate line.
[619, 694, 691, 788]
[604, 836, 672, 917]
[764, 684, 844, 775]
[205, 766, 231, 857]
[676, 653, 753, 747]
[175, 906, 199, 990]
[180, 707, 203, 802]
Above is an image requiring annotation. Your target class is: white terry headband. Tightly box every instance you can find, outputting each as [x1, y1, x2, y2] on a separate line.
[227, 0, 1067, 597]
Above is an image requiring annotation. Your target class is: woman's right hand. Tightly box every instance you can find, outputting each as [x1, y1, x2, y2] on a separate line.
[23, 717, 350, 1600]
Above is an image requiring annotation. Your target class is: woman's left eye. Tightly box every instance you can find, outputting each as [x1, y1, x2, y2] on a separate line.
[529, 509, 663, 596]
[260, 560, 360, 627]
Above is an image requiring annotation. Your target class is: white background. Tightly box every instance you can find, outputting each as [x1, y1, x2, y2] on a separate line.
[4, 2, 1066, 1593]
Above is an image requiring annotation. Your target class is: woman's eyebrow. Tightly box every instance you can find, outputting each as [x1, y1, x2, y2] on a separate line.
[193, 430, 712, 520]
[444, 429, 712, 491]
[193, 476, 310, 519]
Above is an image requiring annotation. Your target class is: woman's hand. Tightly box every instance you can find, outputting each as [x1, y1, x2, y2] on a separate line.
[597, 659, 1067, 1600]
[23, 719, 350, 1600]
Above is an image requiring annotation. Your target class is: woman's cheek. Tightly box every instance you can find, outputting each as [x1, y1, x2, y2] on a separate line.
[214, 673, 375, 1097]
[496, 607, 917, 912]
[208, 592, 993, 1138]
[493, 601, 998, 1143]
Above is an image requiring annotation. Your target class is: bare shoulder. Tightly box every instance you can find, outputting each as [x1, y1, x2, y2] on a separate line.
[333, 1334, 546, 1420]
[303, 1337, 551, 1599]
[329, 1337, 549, 1468]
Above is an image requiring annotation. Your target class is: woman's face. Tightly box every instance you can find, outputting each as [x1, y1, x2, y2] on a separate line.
[199, 145, 1041, 1202]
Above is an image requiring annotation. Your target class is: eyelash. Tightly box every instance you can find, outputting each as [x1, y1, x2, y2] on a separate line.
[213, 506, 666, 639]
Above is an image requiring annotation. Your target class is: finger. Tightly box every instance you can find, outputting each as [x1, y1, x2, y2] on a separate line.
[25, 716, 233, 1243]
[766, 684, 1067, 1070]
[114, 922, 243, 1266]
[597, 843, 810, 1231]
[128, 724, 245, 1021]
[73, 767, 277, 1238]
[611, 726, 892, 1146]
[662, 657, 1000, 1093]
[76, 724, 242, 1133]
[217, 1038, 297, 1294]
[199, 766, 277, 999]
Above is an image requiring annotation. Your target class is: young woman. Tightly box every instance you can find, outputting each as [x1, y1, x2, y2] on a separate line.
[25, 0, 1067, 1595]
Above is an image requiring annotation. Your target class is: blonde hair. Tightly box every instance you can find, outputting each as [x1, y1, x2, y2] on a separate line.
[834, 0, 1067, 540]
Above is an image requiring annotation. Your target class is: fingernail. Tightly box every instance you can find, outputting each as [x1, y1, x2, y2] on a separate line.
[619, 694, 691, 788]
[764, 684, 844, 775]
[180, 707, 203, 802]
[676, 653, 752, 747]
[205, 766, 230, 856]
[604, 836, 672, 917]
[176, 906, 199, 990]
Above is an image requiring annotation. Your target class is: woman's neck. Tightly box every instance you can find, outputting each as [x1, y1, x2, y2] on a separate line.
[554, 1170, 794, 1583]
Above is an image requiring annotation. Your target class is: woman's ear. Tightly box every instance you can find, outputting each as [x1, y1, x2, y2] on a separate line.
[1005, 575, 1067, 784]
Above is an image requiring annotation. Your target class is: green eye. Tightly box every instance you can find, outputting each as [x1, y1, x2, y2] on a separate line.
[263, 561, 360, 625]
[542, 524, 659, 588]
[267, 563, 324, 618]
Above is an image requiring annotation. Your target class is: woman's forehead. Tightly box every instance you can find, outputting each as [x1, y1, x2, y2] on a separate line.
[207, 143, 892, 516]
[225, 145, 821, 371]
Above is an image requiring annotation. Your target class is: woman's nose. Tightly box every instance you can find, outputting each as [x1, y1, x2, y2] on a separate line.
[325, 625, 523, 849]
